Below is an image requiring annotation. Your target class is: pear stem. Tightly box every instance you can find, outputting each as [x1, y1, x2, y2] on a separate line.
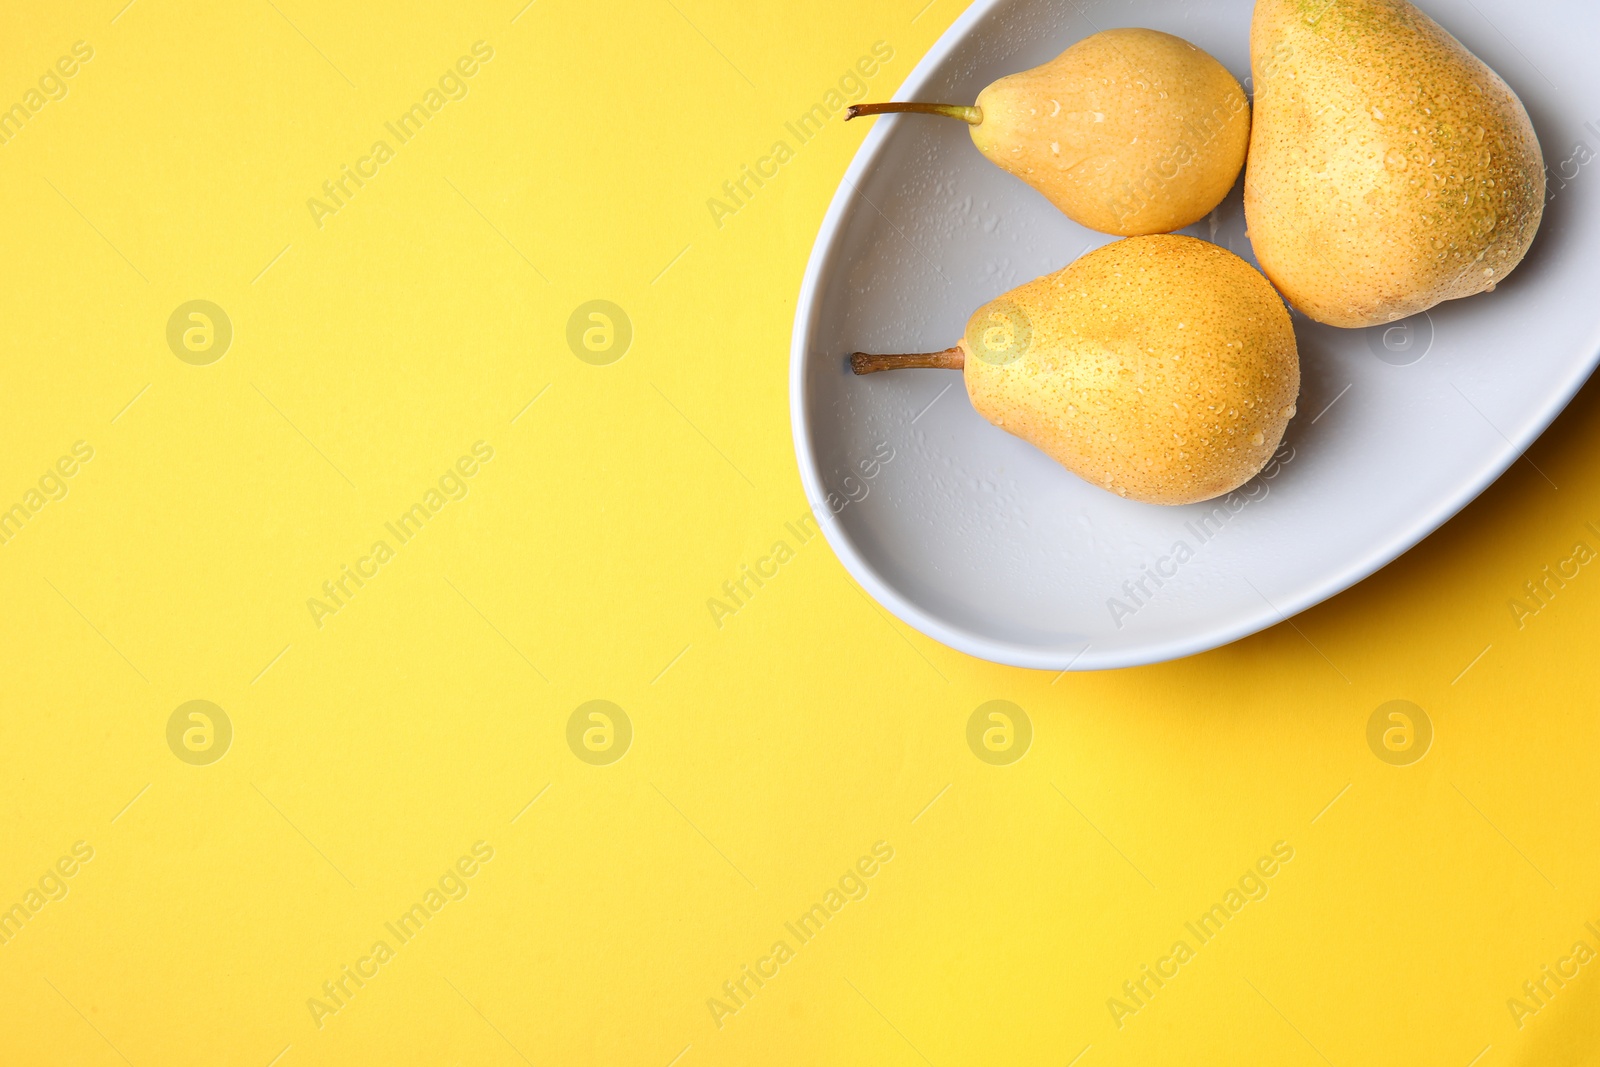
[846, 102, 983, 125]
[850, 347, 965, 375]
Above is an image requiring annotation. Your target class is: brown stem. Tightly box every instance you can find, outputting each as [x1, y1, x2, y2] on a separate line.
[850, 347, 965, 375]
[845, 102, 983, 125]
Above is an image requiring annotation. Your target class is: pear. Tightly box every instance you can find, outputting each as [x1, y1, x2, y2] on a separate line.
[848, 29, 1251, 236]
[1245, 0, 1545, 327]
[852, 235, 1300, 506]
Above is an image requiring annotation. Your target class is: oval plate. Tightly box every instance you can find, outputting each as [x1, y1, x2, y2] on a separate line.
[790, 0, 1600, 671]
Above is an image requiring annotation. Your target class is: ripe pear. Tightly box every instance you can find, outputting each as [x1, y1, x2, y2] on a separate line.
[1245, 0, 1545, 327]
[848, 29, 1251, 236]
[852, 235, 1300, 506]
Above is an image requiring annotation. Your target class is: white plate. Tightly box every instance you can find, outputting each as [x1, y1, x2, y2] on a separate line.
[790, 0, 1600, 671]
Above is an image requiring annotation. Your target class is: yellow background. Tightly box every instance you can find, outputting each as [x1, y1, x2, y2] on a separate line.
[3, 1, 1599, 1064]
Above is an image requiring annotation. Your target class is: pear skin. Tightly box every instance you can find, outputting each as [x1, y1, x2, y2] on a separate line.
[1245, 0, 1545, 327]
[845, 235, 1296, 508]
[972, 29, 1252, 236]
[848, 29, 1251, 237]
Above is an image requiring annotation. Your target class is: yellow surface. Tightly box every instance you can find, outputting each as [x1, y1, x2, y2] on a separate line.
[1, 2, 1598, 1065]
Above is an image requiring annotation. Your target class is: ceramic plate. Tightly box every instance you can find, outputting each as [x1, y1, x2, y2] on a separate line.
[789, 0, 1600, 671]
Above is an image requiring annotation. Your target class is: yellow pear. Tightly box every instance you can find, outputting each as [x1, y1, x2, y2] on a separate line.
[852, 236, 1300, 505]
[1245, 0, 1545, 327]
[848, 29, 1251, 236]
